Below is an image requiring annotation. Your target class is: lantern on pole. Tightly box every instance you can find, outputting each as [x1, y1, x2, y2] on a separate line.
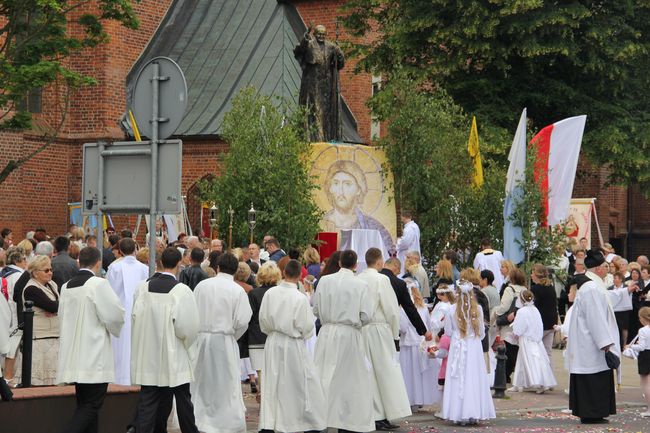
[247, 203, 257, 244]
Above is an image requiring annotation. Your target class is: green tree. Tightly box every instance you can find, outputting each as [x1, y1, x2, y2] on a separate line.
[0, 0, 140, 183]
[199, 88, 322, 249]
[342, 0, 650, 193]
[371, 75, 506, 267]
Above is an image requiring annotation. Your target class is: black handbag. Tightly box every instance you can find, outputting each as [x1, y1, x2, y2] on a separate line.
[496, 287, 518, 326]
[0, 377, 13, 401]
[605, 351, 620, 370]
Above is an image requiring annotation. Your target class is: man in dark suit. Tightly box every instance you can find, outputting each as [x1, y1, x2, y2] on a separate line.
[51, 236, 79, 288]
[380, 257, 432, 346]
[179, 248, 208, 290]
[102, 234, 120, 272]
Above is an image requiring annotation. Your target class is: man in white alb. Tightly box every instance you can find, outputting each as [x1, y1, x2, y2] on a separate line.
[106, 237, 149, 385]
[357, 248, 411, 430]
[396, 210, 420, 275]
[313, 250, 374, 433]
[473, 238, 505, 291]
[192, 252, 252, 433]
[258, 259, 326, 433]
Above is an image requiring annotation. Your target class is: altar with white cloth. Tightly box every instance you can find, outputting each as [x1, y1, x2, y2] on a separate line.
[340, 229, 389, 271]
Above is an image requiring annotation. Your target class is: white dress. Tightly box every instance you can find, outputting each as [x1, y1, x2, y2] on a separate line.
[399, 302, 440, 406]
[191, 274, 252, 433]
[511, 304, 557, 389]
[258, 282, 326, 432]
[442, 304, 495, 423]
[106, 256, 149, 385]
[396, 220, 421, 274]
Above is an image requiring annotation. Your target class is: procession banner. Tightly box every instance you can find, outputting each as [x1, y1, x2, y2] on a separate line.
[309, 143, 396, 252]
[565, 198, 594, 249]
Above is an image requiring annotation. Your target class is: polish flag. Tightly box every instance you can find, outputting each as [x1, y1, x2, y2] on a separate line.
[531, 115, 586, 226]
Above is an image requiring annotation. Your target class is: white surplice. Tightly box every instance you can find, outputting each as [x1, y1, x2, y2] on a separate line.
[106, 256, 149, 385]
[313, 268, 374, 432]
[442, 304, 495, 423]
[258, 281, 326, 433]
[396, 221, 420, 274]
[399, 301, 440, 406]
[511, 304, 557, 389]
[567, 272, 620, 375]
[357, 268, 411, 421]
[57, 275, 125, 384]
[131, 279, 199, 387]
[473, 249, 505, 291]
[191, 274, 252, 433]
[0, 295, 10, 357]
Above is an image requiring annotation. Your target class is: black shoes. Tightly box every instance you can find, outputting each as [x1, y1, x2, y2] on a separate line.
[580, 418, 609, 424]
[375, 420, 400, 431]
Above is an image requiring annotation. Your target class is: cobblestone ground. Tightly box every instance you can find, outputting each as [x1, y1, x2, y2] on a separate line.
[170, 350, 649, 433]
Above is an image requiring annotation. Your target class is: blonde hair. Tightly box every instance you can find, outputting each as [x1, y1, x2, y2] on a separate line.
[235, 262, 252, 282]
[455, 286, 482, 339]
[405, 278, 424, 308]
[303, 247, 320, 266]
[16, 239, 33, 257]
[532, 263, 552, 286]
[256, 262, 282, 286]
[232, 247, 242, 261]
[68, 243, 80, 260]
[28, 255, 51, 276]
[639, 307, 650, 325]
[500, 259, 516, 278]
[437, 259, 453, 280]
[459, 267, 480, 286]
[136, 247, 149, 265]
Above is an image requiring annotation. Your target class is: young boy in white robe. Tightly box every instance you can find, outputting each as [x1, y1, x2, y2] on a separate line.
[358, 248, 411, 430]
[313, 249, 375, 433]
[511, 290, 557, 393]
[441, 280, 495, 426]
[399, 278, 439, 408]
[258, 259, 326, 433]
[131, 247, 200, 433]
[57, 247, 125, 432]
[192, 252, 252, 433]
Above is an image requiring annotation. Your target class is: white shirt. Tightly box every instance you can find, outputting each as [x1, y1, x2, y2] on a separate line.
[608, 284, 633, 312]
[396, 220, 421, 274]
[473, 249, 505, 290]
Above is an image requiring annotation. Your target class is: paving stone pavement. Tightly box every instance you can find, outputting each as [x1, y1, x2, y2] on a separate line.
[169, 349, 649, 433]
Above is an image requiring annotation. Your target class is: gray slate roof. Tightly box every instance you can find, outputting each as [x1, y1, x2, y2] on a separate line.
[126, 0, 362, 143]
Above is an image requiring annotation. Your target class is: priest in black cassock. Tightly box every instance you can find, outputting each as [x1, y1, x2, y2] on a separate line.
[567, 249, 620, 424]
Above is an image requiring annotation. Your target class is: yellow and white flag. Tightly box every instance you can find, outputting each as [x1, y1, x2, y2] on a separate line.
[468, 116, 484, 188]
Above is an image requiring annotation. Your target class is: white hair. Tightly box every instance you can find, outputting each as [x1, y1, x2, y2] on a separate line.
[186, 235, 199, 244]
[34, 241, 54, 257]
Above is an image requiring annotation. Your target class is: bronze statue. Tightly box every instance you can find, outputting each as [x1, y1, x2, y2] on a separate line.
[294, 25, 345, 142]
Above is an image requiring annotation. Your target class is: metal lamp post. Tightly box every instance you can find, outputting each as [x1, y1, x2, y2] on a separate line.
[209, 204, 218, 239]
[227, 205, 234, 251]
[247, 203, 257, 244]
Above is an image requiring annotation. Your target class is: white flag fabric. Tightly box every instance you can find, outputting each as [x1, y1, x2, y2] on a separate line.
[531, 115, 586, 226]
[503, 109, 527, 264]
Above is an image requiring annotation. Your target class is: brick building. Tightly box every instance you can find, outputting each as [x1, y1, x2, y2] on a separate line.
[0, 0, 648, 258]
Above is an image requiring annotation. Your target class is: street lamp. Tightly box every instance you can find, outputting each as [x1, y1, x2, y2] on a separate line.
[227, 205, 234, 251]
[247, 203, 257, 244]
[209, 203, 218, 239]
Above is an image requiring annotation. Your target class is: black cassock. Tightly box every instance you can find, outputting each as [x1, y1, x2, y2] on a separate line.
[569, 369, 616, 419]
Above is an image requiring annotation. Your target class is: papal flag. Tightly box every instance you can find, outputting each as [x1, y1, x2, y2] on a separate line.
[468, 116, 484, 188]
[503, 109, 527, 265]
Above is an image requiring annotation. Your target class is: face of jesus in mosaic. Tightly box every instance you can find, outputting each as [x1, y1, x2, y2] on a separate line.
[329, 171, 361, 213]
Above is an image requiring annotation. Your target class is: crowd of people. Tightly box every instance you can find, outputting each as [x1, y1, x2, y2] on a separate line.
[0, 222, 649, 433]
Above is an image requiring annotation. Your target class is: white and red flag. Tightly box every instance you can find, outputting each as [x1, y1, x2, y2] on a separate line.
[530, 115, 587, 226]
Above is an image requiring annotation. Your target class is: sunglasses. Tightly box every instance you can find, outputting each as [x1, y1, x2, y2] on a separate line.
[40, 268, 53, 273]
